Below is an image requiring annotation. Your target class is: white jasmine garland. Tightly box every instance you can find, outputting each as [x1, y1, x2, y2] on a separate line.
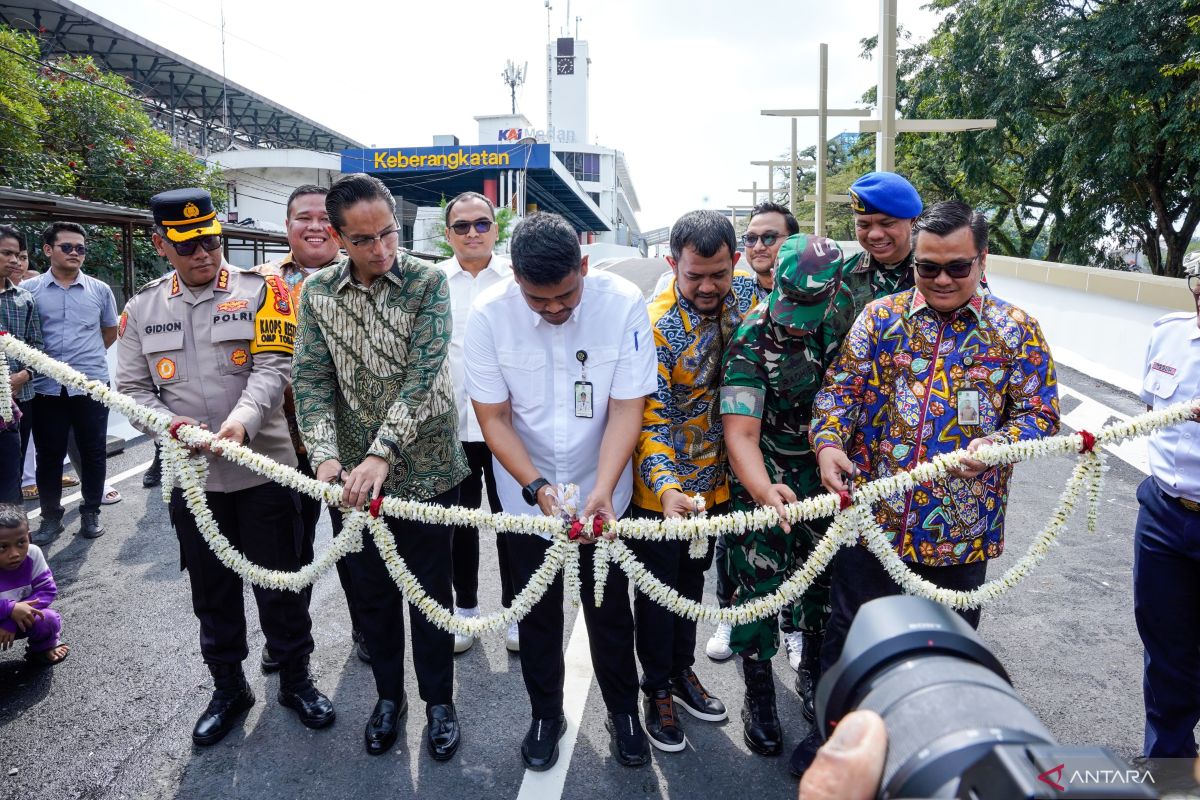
[5, 332, 1197, 629]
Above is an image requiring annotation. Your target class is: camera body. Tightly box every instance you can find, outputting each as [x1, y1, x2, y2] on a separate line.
[816, 596, 1158, 799]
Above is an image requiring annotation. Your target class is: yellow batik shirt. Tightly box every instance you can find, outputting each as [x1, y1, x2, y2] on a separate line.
[633, 274, 760, 511]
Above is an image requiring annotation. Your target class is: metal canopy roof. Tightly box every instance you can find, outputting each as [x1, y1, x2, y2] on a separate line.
[0, 0, 363, 152]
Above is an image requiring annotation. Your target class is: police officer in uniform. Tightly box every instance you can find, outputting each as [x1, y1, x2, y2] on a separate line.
[1133, 252, 1200, 762]
[116, 189, 334, 745]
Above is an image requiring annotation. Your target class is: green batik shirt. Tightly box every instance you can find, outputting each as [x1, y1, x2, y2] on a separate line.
[292, 251, 469, 501]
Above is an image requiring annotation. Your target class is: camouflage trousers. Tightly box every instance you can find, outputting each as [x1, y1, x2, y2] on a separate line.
[726, 487, 832, 662]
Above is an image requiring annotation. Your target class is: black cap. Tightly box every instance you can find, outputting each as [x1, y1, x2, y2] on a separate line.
[150, 188, 222, 243]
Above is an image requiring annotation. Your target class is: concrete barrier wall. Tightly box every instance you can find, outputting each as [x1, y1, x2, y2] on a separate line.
[985, 255, 1194, 313]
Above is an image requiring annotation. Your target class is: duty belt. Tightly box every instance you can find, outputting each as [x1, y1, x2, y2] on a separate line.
[1176, 495, 1200, 514]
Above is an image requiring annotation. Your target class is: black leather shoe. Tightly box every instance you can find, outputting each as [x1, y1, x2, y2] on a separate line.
[795, 632, 823, 724]
[278, 660, 335, 730]
[642, 690, 686, 752]
[742, 657, 782, 756]
[142, 450, 162, 488]
[353, 629, 371, 664]
[33, 515, 63, 546]
[605, 712, 650, 767]
[521, 715, 566, 771]
[425, 703, 460, 761]
[79, 511, 104, 539]
[260, 645, 280, 674]
[364, 696, 406, 755]
[670, 667, 728, 722]
[193, 666, 255, 746]
[789, 728, 824, 777]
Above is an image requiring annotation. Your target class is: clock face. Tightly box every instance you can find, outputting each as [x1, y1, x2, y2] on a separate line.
[556, 56, 574, 75]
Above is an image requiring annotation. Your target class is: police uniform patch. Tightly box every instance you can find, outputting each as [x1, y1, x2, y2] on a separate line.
[170, 273, 180, 297]
[216, 267, 230, 292]
[156, 357, 176, 380]
[1152, 361, 1178, 376]
[182, 202, 200, 219]
[230, 348, 248, 366]
[118, 310, 128, 338]
[251, 275, 296, 356]
[216, 299, 249, 313]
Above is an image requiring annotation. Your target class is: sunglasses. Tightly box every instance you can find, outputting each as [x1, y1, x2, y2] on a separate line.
[449, 219, 494, 236]
[914, 254, 981, 279]
[170, 235, 223, 257]
[54, 243, 87, 255]
[742, 233, 780, 248]
[1188, 275, 1200, 295]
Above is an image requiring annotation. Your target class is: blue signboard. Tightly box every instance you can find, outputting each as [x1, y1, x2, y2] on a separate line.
[341, 143, 550, 173]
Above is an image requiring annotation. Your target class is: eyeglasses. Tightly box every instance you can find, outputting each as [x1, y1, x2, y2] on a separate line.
[344, 227, 400, 249]
[448, 219, 495, 236]
[1188, 275, 1200, 295]
[54, 243, 87, 255]
[170, 235, 223, 257]
[742, 233, 780, 248]
[914, 254, 982, 279]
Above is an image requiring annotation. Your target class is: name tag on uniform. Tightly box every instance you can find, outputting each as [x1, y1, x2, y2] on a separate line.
[574, 381, 594, 418]
[957, 390, 981, 426]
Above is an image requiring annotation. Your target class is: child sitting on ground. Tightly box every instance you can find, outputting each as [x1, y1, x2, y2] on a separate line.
[0, 504, 68, 665]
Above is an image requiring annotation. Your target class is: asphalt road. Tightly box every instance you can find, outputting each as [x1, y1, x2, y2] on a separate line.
[0, 258, 1185, 799]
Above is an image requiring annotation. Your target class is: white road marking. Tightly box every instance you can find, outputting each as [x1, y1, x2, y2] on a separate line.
[27, 459, 154, 520]
[515, 611, 594, 800]
[1057, 383, 1149, 475]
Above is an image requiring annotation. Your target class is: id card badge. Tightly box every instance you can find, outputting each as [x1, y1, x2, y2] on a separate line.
[574, 381, 594, 418]
[957, 390, 981, 426]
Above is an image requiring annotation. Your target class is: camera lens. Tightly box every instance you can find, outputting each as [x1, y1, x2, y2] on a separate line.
[817, 596, 1055, 798]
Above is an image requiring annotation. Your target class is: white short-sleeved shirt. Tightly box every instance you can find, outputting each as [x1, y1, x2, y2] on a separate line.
[440, 254, 512, 442]
[1140, 310, 1200, 502]
[465, 269, 656, 518]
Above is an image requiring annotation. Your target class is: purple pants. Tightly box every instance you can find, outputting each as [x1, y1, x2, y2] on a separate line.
[1, 607, 62, 653]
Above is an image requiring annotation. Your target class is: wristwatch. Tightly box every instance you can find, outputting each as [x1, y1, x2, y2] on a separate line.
[522, 477, 550, 506]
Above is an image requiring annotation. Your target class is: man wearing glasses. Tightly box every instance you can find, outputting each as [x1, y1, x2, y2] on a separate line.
[1131, 252, 1200, 764]
[24, 222, 118, 543]
[437, 191, 517, 655]
[801, 201, 1059, 773]
[117, 188, 335, 745]
[293, 174, 467, 761]
[741, 202, 800, 299]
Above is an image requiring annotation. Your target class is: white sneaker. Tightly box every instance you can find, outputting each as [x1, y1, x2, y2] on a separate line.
[453, 606, 479, 654]
[783, 630, 804, 672]
[505, 620, 520, 653]
[705, 621, 733, 661]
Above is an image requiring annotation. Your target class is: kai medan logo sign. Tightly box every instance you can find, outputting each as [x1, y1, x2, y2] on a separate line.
[372, 148, 512, 171]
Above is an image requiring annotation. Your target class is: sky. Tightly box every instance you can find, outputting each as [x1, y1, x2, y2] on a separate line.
[63, 0, 943, 231]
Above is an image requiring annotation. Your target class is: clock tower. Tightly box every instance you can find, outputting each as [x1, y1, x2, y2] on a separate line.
[547, 36, 588, 145]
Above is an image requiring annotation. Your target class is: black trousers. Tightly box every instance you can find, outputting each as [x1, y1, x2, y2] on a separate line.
[629, 503, 722, 692]
[507, 528, 639, 718]
[169, 482, 314, 666]
[16, 398, 32, 461]
[452, 441, 513, 608]
[348, 486, 457, 705]
[32, 390, 108, 516]
[0, 425, 20, 504]
[821, 541, 988, 675]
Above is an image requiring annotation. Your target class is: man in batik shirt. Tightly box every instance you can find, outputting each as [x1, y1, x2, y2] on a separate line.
[801, 201, 1059, 774]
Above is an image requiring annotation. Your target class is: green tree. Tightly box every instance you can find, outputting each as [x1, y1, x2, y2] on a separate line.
[881, 0, 1200, 275]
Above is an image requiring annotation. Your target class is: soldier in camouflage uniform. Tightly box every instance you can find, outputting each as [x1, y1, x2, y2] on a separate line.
[718, 171, 925, 759]
[719, 234, 850, 756]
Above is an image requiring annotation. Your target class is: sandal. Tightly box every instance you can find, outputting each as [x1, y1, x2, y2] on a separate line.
[101, 487, 122, 505]
[61, 475, 80, 488]
[27, 642, 70, 666]
[21, 485, 37, 501]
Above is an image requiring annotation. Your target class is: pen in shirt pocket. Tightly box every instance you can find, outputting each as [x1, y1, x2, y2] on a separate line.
[634, 331, 639, 351]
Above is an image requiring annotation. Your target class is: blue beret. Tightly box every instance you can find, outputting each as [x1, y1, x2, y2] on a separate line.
[848, 172, 923, 219]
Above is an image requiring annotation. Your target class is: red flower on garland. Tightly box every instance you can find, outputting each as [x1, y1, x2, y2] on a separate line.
[369, 495, 385, 518]
[568, 520, 585, 541]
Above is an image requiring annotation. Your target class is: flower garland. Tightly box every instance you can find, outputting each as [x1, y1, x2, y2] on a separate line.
[2, 333, 1197, 635]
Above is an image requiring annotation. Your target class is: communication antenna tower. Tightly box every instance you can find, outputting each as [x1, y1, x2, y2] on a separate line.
[501, 60, 527, 115]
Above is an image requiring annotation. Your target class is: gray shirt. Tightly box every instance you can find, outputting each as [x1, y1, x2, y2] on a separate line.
[24, 270, 117, 395]
[116, 265, 297, 493]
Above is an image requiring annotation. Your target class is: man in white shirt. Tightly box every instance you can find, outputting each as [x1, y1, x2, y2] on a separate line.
[465, 212, 656, 771]
[438, 191, 517, 654]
